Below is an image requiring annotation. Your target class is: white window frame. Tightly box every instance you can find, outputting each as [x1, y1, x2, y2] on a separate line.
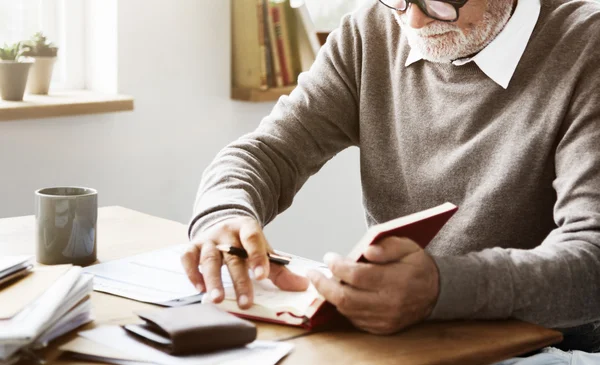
[39, 0, 85, 90]
[4, 0, 118, 93]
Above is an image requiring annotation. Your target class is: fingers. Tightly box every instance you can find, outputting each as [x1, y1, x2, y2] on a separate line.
[181, 244, 205, 292]
[238, 220, 270, 280]
[323, 252, 383, 290]
[221, 233, 253, 309]
[269, 264, 310, 291]
[186, 217, 282, 310]
[200, 241, 225, 302]
[363, 236, 421, 264]
[307, 270, 374, 313]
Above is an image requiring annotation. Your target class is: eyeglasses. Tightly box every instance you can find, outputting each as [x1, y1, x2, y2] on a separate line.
[379, 0, 468, 22]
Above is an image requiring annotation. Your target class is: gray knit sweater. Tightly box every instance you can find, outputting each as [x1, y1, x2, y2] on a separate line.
[191, 0, 600, 350]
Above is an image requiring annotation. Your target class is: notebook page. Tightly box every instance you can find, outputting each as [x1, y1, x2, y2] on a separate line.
[221, 255, 331, 316]
[223, 280, 320, 316]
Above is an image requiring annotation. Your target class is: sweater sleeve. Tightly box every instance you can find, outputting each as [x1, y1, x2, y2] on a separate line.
[188, 15, 361, 239]
[429, 36, 600, 329]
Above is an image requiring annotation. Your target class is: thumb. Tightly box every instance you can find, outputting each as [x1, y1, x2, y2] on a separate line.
[268, 264, 309, 292]
[363, 236, 421, 264]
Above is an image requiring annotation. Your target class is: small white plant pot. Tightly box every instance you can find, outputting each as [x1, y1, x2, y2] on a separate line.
[0, 61, 33, 101]
[26, 57, 56, 95]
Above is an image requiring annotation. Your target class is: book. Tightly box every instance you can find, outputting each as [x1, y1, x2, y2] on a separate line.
[260, 0, 275, 87]
[285, 2, 302, 82]
[269, 0, 294, 86]
[266, 1, 284, 87]
[231, 0, 266, 89]
[256, 0, 270, 89]
[210, 202, 458, 329]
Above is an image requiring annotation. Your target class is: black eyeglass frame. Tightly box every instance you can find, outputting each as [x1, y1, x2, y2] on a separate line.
[379, 0, 468, 22]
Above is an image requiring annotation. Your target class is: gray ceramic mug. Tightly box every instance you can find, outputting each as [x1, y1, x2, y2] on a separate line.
[35, 187, 98, 266]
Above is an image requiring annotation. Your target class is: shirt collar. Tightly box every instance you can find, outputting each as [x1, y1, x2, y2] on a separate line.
[404, 0, 541, 89]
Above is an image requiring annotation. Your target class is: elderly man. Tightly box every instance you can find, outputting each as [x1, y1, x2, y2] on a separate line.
[182, 0, 600, 359]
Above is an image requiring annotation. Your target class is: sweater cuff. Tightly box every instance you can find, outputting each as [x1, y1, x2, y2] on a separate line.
[188, 209, 256, 241]
[428, 255, 482, 320]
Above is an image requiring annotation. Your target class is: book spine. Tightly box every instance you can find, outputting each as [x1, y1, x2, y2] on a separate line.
[256, 0, 269, 90]
[267, 1, 284, 87]
[270, 2, 292, 86]
[261, 0, 275, 87]
[231, 0, 263, 89]
[285, 2, 301, 84]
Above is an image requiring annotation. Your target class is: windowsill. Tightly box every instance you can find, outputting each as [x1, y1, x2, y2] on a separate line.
[0, 90, 134, 122]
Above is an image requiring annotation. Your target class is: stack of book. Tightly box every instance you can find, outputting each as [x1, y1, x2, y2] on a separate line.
[0, 263, 93, 365]
[232, 0, 321, 91]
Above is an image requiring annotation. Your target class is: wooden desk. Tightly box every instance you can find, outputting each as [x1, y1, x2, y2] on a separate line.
[0, 206, 562, 365]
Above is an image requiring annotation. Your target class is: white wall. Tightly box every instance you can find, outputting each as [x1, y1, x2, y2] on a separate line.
[305, 0, 369, 30]
[0, 0, 365, 261]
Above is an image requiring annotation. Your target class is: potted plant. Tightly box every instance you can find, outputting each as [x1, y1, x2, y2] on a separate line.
[22, 32, 58, 95]
[0, 42, 32, 101]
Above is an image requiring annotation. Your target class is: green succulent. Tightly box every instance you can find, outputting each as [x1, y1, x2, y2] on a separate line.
[22, 32, 58, 57]
[0, 42, 24, 61]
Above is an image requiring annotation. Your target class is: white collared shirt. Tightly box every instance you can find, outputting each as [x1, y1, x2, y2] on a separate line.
[404, 0, 541, 89]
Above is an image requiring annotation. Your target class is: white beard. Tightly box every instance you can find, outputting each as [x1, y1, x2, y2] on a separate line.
[395, 0, 514, 63]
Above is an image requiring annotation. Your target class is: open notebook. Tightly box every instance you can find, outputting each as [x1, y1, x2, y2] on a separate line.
[208, 202, 458, 329]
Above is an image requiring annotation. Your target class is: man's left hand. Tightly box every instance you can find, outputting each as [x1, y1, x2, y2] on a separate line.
[307, 237, 440, 335]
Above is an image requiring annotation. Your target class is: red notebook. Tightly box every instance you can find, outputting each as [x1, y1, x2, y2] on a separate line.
[210, 202, 458, 329]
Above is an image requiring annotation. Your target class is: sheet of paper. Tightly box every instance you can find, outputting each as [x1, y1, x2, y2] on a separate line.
[79, 325, 294, 365]
[83, 243, 329, 311]
[69, 354, 150, 365]
[0, 256, 31, 278]
[35, 298, 93, 347]
[84, 244, 231, 304]
[60, 336, 149, 362]
[0, 256, 31, 272]
[280, 252, 330, 276]
[0, 267, 31, 287]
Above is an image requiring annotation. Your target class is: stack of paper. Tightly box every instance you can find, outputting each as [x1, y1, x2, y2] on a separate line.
[0, 265, 94, 365]
[0, 256, 33, 286]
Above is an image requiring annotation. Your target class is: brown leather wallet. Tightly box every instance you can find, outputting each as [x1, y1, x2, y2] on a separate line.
[123, 303, 257, 355]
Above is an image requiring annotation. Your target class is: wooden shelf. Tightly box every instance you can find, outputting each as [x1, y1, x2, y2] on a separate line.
[230, 32, 329, 103]
[231, 85, 297, 102]
[0, 90, 134, 122]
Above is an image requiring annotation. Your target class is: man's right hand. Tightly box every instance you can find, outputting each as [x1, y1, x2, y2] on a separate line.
[181, 216, 309, 309]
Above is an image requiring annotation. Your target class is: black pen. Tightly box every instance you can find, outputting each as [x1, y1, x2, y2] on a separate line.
[215, 244, 291, 266]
